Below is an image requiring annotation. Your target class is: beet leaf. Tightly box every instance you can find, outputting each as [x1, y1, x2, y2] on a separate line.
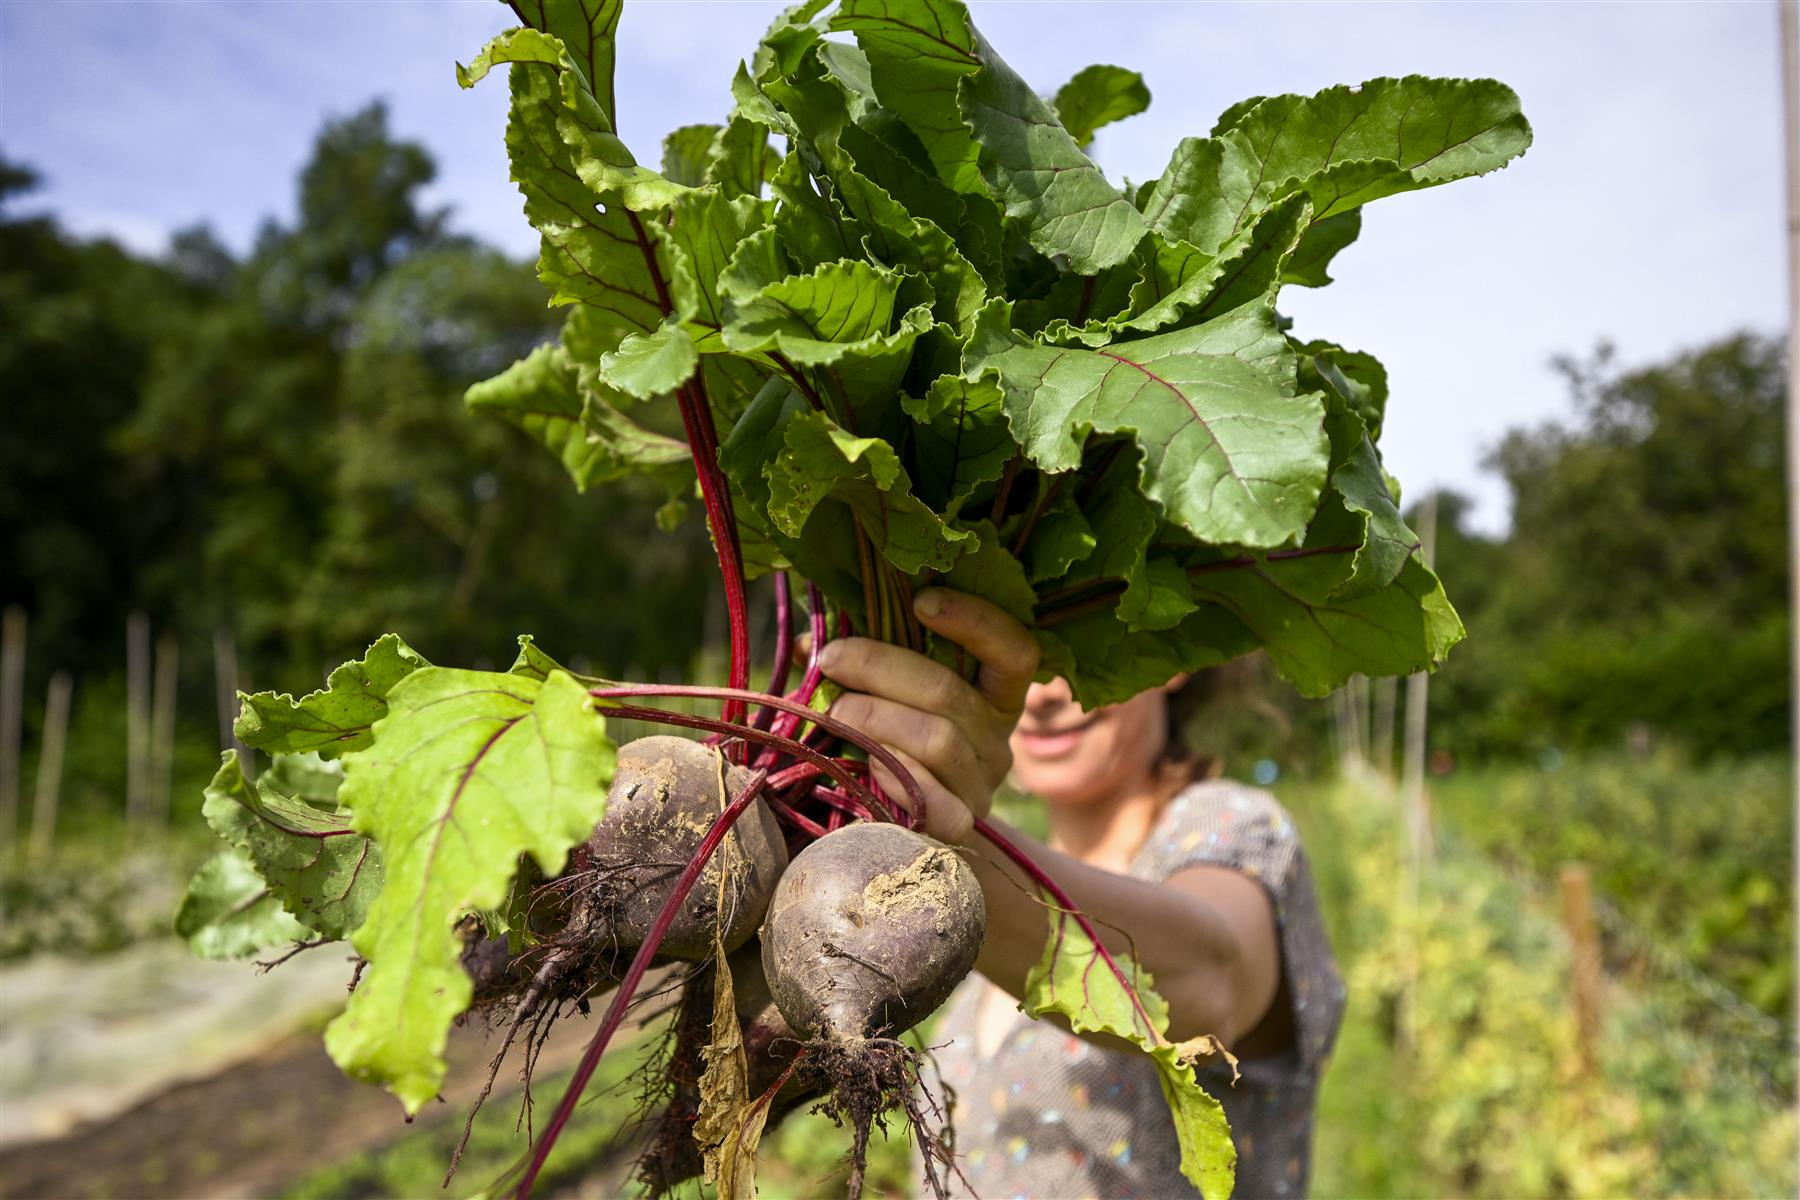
[324, 667, 615, 1113]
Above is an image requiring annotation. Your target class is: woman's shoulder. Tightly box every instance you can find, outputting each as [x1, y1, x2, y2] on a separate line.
[1133, 777, 1304, 888]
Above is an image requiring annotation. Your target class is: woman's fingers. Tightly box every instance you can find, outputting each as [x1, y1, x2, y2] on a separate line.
[912, 589, 1040, 714]
[870, 745, 972, 845]
[830, 693, 992, 814]
[819, 637, 985, 726]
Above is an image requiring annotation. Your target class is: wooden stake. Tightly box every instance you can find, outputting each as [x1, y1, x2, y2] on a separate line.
[1373, 675, 1398, 782]
[1352, 673, 1371, 764]
[1397, 492, 1441, 1062]
[28, 672, 72, 860]
[0, 606, 24, 844]
[213, 627, 249, 775]
[1559, 862, 1604, 1074]
[1774, 0, 1799, 1157]
[1402, 490, 1440, 893]
[149, 634, 179, 825]
[126, 612, 150, 824]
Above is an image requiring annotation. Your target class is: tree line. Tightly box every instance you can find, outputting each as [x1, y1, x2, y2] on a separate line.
[1, 103, 1787, 824]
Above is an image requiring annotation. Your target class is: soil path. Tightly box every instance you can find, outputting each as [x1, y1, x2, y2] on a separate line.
[0, 1015, 598, 1200]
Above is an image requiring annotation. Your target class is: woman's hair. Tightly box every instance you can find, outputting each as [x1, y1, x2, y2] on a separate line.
[1158, 655, 1288, 786]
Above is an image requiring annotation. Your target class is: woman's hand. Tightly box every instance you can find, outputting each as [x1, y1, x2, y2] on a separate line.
[819, 588, 1039, 844]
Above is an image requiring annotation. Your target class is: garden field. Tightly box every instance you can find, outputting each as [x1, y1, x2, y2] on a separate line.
[3, 751, 1788, 1199]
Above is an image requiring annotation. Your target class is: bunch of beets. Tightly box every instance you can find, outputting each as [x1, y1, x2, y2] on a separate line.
[177, 0, 1529, 1196]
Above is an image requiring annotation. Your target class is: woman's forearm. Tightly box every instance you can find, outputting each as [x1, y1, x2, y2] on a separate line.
[963, 818, 1255, 1044]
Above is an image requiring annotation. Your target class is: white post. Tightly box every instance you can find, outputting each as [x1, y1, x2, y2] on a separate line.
[1403, 491, 1440, 893]
[126, 611, 151, 824]
[28, 672, 72, 860]
[149, 634, 179, 826]
[1373, 675, 1399, 783]
[213, 627, 248, 775]
[1773, 0, 1799, 1165]
[0, 606, 24, 845]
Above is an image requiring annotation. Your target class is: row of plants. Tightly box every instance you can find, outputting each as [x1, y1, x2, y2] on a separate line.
[1428, 750, 1793, 1019]
[1290, 773, 1796, 1200]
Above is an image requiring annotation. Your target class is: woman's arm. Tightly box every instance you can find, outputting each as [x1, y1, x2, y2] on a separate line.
[821, 588, 1282, 1048]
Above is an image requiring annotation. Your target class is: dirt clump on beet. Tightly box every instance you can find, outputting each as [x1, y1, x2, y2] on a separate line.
[551, 735, 787, 963]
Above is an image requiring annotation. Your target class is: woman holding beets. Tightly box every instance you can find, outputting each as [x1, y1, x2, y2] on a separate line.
[820, 587, 1345, 1199]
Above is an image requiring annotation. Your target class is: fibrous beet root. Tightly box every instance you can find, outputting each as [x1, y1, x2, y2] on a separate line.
[759, 823, 984, 1199]
[637, 941, 822, 1194]
[559, 735, 788, 961]
[761, 822, 985, 1043]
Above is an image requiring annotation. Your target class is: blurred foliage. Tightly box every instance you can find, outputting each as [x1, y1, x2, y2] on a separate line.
[0, 844, 197, 960]
[1425, 334, 1789, 761]
[1433, 751, 1793, 1019]
[1288, 771, 1796, 1200]
[3, 104, 719, 838]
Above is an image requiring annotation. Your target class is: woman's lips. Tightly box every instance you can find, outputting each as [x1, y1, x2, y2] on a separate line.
[1014, 710, 1101, 760]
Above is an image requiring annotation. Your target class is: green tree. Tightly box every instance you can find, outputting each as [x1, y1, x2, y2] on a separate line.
[0, 158, 200, 667]
[1429, 334, 1789, 758]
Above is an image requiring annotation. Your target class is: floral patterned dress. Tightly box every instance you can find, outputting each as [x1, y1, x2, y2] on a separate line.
[919, 780, 1345, 1199]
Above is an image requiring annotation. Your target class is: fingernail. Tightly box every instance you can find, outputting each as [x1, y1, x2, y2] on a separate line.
[915, 590, 944, 618]
[818, 641, 841, 671]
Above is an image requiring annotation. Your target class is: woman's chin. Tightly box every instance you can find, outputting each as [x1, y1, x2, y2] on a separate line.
[1013, 762, 1111, 809]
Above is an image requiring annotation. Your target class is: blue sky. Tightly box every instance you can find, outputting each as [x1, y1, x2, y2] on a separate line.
[2, 1, 1787, 531]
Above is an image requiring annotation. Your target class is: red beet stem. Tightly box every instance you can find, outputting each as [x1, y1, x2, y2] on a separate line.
[751, 572, 794, 732]
[591, 684, 926, 831]
[767, 793, 828, 839]
[972, 817, 1166, 1044]
[593, 701, 893, 822]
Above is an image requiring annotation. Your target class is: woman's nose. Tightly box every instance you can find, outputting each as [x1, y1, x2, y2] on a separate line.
[1024, 676, 1073, 710]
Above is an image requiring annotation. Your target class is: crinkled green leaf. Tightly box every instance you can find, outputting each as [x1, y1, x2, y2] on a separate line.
[460, 28, 684, 350]
[829, 0, 985, 195]
[1018, 490, 1097, 585]
[761, 47, 990, 328]
[959, 34, 1144, 272]
[508, 635, 603, 685]
[670, 190, 772, 354]
[1190, 554, 1462, 697]
[659, 118, 776, 199]
[707, 117, 780, 198]
[1045, 193, 1310, 347]
[1322, 404, 1416, 601]
[1020, 458, 1255, 707]
[765, 409, 972, 573]
[465, 343, 689, 492]
[325, 668, 614, 1113]
[662, 123, 721, 186]
[234, 634, 427, 759]
[1284, 209, 1360, 288]
[600, 321, 699, 399]
[1210, 94, 1266, 137]
[970, 299, 1328, 548]
[901, 373, 1015, 516]
[262, 751, 344, 809]
[722, 248, 901, 363]
[834, 1, 1144, 272]
[938, 519, 1034, 624]
[201, 751, 383, 940]
[1298, 338, 1389, 441]
[1052, 64, 1151, 149]
[176, 849, 313, 961]
[1144, 75, 1531, 255]
[1022, 911, 1235, 1199]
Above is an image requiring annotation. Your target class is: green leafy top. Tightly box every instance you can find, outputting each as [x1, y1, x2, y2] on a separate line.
[460, 0, 1528, 707]
[1022, 912, 1237, 1199]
